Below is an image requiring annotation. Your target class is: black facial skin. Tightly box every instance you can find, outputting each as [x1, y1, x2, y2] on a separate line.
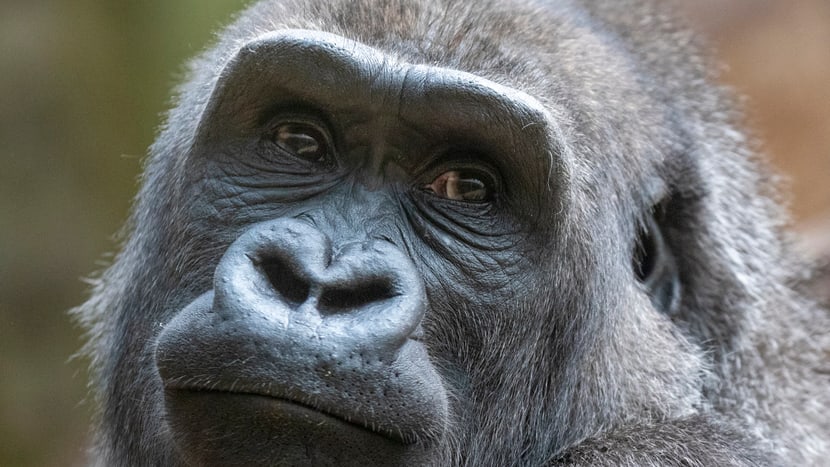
[75, 1, 830, 466]
[158, 31, 557, 464]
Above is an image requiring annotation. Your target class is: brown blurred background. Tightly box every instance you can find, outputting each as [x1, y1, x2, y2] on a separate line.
[0, 1, 827, 465]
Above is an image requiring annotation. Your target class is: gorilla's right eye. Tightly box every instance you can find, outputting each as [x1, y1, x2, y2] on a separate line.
[423, 167, 497, 203]
[269, 120, 332, 165]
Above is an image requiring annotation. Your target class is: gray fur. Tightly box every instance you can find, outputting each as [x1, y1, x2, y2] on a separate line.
[74, 0, 830, 465]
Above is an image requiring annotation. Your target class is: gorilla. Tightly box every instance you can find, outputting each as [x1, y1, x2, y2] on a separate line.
[74, 0, 830, 465]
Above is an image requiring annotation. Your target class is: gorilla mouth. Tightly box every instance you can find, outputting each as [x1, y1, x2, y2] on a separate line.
[165, 386, 413, 445]
[163, 387, 419, 465]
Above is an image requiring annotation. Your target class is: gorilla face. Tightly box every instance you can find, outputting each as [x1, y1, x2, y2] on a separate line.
[77, 1, 828, 466]
[154, 30, 573, 464]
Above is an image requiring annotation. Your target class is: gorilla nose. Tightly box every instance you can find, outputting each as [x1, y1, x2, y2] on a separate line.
[215, 218, 426, 350]
[262, 235, 399, 311]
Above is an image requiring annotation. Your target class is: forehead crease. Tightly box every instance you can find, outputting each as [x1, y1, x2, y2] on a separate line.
[242, 29, 387, 97]
[398, 64, 549, 138]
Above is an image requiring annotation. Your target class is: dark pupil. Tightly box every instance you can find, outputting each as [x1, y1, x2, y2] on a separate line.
[275, 123, 326, 162]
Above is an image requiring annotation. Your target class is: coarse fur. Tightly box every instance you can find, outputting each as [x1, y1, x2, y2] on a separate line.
[74, 0, 830, 465]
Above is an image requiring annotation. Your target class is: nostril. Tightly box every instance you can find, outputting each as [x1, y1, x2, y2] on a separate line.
[261, 257, 311, 307]
[318, 279, 397, 312]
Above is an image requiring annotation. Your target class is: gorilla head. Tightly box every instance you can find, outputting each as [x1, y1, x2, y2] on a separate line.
[75, 0, 830, 465]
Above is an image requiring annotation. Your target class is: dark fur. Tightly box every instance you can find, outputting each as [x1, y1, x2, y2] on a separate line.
[75, 0, 830, 465]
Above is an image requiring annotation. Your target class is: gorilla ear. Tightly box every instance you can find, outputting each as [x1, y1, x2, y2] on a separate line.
[634, 208, 681, 315]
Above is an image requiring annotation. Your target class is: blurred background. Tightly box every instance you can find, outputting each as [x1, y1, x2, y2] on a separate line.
[0, 1, 827, 465]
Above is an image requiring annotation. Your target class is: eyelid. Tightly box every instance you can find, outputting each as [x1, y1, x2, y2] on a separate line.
[262, 106, 337, 144]
[417, 154, 500, 185]
[266, 115, 331, 142]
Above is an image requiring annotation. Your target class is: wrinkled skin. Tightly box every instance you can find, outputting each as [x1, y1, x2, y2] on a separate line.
[74, 0, 830, 465]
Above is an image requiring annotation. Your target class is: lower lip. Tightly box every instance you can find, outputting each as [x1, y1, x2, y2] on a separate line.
[163, 390, 414, 465]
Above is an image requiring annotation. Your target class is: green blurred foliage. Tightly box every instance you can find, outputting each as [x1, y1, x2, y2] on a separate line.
[0, 1, 245, 465]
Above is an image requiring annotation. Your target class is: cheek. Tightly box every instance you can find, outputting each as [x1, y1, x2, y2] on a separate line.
[408, 232, 531, 309]
[416, 244, 549, 344]
[185, 143, 348, 219]
[178, 162, 317, 227]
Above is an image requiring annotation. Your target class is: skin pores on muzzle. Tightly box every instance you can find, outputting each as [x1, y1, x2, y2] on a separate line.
[74, 1, 830, 466]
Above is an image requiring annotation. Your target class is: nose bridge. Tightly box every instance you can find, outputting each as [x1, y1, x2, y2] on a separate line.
[299, 186, 402, 248]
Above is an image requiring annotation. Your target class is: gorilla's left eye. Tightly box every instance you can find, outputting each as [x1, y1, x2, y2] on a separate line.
[270, 120, 332, 164]
[424, 169, 495, 202]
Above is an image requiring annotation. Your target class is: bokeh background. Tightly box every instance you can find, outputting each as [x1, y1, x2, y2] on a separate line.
[1, 1, 828, 465]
